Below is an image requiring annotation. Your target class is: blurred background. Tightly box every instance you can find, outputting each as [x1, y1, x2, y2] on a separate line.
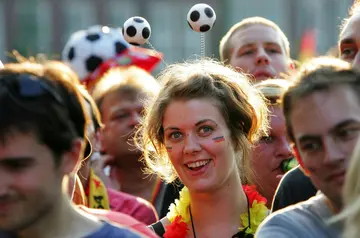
[0, 0, 354, 67]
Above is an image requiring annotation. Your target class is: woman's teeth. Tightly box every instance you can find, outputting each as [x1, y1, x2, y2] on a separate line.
[186, 159, 211, 169]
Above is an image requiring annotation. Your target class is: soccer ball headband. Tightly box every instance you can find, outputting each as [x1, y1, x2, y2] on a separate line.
[62, 3, 216, 89]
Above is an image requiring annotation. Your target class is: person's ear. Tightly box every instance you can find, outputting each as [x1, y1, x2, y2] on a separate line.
[98, 128, 106, 154]
[92, 129, 101, 152]
[60, 138, 85, 175]
[292, 145, 310, 176]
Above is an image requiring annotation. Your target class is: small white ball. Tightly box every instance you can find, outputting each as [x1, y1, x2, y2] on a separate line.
[123, 16, 151, 46]
[187, 3, 216, 32]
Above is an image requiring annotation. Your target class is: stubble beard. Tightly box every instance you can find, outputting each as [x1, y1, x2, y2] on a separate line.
[1, 195, 57, 233]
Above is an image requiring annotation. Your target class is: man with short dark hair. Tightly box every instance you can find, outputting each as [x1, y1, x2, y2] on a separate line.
[256, 57, 360, 237]
[272, 0, 360, 212]
[0, 61, 144, 238]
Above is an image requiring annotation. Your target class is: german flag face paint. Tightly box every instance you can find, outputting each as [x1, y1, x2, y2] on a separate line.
[166, 146, 172, 152]
[212, 136, 225, 143]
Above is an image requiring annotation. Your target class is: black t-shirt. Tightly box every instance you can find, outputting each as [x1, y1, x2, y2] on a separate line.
[155, 180, 183, 219]
[271, 166, 317, 213]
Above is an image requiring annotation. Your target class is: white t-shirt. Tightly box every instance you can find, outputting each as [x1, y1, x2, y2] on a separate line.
[255, 194, 343, 238]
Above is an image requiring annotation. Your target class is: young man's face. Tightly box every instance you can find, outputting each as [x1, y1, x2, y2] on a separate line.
[339, 14, 360, 69]
[0, 131, 73, 231]
[290, 86, 360, 209]
[229, 24, 291, 81]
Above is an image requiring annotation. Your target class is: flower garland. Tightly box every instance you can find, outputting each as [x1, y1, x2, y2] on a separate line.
[164, 185, 268, 238]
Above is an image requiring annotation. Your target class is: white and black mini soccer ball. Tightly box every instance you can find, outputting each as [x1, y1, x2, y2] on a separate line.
[62, 25, 130, 80]
[123, 16, 151, 46]
[187, 3, 216, 32]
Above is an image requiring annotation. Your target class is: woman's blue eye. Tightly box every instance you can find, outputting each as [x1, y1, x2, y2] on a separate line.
[170, 132, 182, 140]
[199, 126, 213, 135]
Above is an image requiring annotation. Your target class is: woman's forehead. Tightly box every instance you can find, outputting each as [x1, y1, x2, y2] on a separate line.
[162, 99, 226, 128]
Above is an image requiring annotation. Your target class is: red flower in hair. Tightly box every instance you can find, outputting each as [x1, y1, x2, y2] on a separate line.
[164, 216, 189, 238]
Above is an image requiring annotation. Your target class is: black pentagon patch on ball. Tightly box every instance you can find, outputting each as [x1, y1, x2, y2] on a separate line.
[200, 25, 211, 32]
[204, 7, 214, 18]
[68, 47, 75, 61]
[115, 41, 127, 54]
[126, 26, 137, 37]
[142, 27, 150, 39]
[133, 17, 144, 23]
[86, 56, 103, 72]
[190, 10, 200, 22]
[86, 33, 101, 41]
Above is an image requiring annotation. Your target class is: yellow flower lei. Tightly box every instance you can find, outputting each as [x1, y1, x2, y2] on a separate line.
[166, 186, 268, 235]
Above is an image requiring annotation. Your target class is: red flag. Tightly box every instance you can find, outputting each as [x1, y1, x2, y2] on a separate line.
[83, 46, 163, 91]
[298, 29, 317, 62]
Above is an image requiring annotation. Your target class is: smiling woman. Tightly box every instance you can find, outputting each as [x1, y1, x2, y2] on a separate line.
[136, 58, 269, 237]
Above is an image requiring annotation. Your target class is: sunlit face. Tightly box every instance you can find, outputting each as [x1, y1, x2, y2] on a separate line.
[251, 106, 292, 204]
[162, 99, 239, 192]
[229, 24, 291, 81]
[0, 132, 70, 231]
[291, 86, 360, 209]
[339, 15, 360, 69]
[100, 92, 145, 165]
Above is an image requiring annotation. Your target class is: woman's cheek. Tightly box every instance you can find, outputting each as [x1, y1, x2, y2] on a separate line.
[165, 143, 183, 159]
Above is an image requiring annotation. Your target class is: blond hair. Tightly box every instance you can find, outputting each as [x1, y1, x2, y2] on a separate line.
[136, 58, 269, 183]
[255, 79, 292, 105]
[91, 66, 160, 111]
[219, 17, 290, 63]
[339, 0, 360, 39]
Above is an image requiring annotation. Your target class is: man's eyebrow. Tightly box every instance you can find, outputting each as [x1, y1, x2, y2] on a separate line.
[0, 157, 35, 165]
[329, 119, 360, 134]
[298, 135, 320, 144]
[340, 38, 355, 45]
[264, 42, 281, 47]
[297, 120, 360, 143]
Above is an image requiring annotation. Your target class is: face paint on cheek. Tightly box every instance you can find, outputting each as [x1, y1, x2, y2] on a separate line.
[212, 136, 225, 143]
[166, 146, 172, 152]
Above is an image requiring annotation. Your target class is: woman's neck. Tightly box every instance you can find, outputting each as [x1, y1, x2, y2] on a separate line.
[188, 175, 247, 237]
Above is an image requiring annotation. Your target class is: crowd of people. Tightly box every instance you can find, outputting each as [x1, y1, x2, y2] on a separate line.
[1, 1, 360, 238]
